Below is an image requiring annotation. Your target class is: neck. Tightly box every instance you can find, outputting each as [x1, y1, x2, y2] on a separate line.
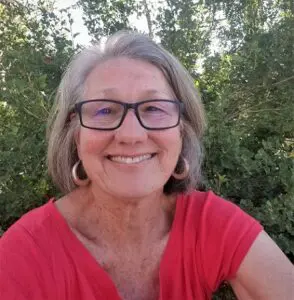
[63, 185, 176, 248]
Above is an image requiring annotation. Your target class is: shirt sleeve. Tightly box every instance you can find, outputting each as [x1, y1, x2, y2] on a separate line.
[198, 191, 263, 292]
[0, 224, 53, 300]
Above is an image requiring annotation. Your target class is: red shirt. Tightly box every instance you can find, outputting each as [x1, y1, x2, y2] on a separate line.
[0, 190, 262, 299]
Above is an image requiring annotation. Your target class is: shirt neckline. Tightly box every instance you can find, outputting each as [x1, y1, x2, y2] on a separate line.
[47, 193, 183, 299]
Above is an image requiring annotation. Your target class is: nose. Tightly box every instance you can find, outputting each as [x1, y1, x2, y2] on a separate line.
[114, 110, 148, 145]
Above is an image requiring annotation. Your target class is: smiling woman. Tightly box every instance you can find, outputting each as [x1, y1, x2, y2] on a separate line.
[0, 31, 293, 300]
[70, 57, 184, 200]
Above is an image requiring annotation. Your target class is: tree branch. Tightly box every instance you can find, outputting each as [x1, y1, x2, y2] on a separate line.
[272, 75, 294, 86]
[142, 0, 153, 39]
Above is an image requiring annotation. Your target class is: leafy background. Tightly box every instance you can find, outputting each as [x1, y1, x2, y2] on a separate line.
[0, 0, 293, 298]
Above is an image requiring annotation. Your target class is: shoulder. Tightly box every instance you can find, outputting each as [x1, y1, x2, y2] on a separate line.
[0, 199, 62, 271]
[1, 200, 55, 249]
[0, 200, 58, 269]
[180, 189, 247, 220]
[0, 200, 58, 299]
[179, 190, 263, 291]
[181, 189, 237, 205]
[181, 190, 263, 253]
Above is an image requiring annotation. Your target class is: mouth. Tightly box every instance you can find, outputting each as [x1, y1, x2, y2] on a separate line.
[107, 153, 156, 164]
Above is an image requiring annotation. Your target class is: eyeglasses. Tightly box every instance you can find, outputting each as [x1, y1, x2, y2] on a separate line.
[74, 99, 184, 130]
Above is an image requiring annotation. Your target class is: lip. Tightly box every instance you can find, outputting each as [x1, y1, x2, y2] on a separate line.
[106, 153, 157, 159]
[106, 153, 157, 165]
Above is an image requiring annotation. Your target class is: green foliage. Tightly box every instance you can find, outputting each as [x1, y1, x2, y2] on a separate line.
[212, 282, 236, 300]
[155, 0, 212, 72]
[200, 8, 294, 264]
[78, 0, 136, 40]
[0, 0, 74, 229]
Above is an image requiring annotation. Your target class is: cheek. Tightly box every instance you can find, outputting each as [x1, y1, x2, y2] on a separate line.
[77, 129, 112, 158]
[153, 128, 182, 158]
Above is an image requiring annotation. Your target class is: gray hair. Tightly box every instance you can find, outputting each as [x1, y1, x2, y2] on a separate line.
[47, 31, 205, 195]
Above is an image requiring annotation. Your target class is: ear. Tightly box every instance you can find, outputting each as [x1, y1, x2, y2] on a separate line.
[70, 112, 76, 121]
[179, 120, 185, 137]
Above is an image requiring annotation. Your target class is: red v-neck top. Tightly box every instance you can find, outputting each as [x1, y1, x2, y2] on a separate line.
[0, 190, 262, 299]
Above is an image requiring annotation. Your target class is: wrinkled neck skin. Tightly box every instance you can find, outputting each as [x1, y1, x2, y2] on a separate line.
[56, 184, 176, 250]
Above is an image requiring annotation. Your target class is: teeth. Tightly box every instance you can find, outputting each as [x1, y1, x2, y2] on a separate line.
[109, 154, 152, 164]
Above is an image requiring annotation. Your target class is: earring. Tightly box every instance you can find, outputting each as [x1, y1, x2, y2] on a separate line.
[172, 158, 189, 180]
[72, 160, 90, 186]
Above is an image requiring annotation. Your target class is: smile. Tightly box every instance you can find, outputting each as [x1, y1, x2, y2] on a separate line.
[108, 154, 155, 164]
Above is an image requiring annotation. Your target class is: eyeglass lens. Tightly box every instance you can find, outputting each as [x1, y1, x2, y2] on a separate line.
[80, 100, 180, 129]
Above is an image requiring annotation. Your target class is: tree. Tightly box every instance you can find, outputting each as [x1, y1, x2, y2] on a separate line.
[0, 0, 75, 230]
[78, 0, 136, 40]
[200, 1, 294, 261]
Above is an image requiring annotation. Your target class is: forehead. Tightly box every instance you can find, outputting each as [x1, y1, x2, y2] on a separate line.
[84, 57, 175, 100]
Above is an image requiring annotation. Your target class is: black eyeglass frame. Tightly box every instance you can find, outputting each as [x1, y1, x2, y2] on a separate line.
[74, 99, 185, 131]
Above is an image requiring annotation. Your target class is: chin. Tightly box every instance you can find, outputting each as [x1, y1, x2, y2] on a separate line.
[108, 183, 162, 201]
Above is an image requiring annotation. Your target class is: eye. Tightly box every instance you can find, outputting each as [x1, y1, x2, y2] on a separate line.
[145, 106, 163, 112]
[95, 107, 112, 116]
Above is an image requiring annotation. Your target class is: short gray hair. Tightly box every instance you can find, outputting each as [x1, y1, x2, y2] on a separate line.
[47, 31, 205, 195]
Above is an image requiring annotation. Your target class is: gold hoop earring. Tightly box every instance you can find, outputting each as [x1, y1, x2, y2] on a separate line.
[72, 160, 90, 186]
[172, 158, 189, 180]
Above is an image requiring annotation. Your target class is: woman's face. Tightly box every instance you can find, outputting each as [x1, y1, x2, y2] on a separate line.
[75, 57, 182, 199]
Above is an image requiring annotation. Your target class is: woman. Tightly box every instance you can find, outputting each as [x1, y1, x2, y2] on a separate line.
[0, 31, 293, 300]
